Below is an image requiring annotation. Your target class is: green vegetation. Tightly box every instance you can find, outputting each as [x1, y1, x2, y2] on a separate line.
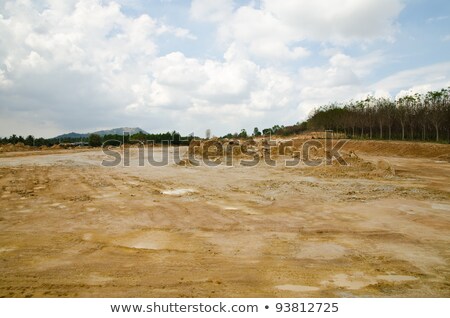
[88, 134, 102, 147]
[307, 88, 449, 142]
[0, 131, 194, 147]
[224, 123, 308, 138]
[221, 87, 449, 143]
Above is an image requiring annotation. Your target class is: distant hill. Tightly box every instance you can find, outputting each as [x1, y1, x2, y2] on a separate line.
[54, 127, 148, 139]
[92, 127, 148, 136]
[54, 132, 89, 139]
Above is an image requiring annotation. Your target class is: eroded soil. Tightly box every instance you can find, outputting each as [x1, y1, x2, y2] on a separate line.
[0, 140, 449, 297]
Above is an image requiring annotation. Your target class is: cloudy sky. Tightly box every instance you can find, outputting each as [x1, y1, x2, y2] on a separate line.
[1, 0, 449, 138]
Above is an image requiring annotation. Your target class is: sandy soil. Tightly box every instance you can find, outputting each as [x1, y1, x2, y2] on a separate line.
[0, 140, 449, 297]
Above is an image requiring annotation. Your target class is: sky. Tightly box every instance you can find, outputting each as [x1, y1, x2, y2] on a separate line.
[0, 0, 449, 138]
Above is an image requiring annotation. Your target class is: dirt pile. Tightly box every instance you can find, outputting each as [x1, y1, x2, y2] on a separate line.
[305, 152, 396, 179]
[343, 140, 450, 158]
[0, 143, 32, 152]
[180, 138, 384, 166]
[278, 141, 294, 155]
[182, 139, 253, 163]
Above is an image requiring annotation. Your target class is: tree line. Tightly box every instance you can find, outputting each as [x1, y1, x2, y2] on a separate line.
[222, 122, 308, 139]
[307, 88, 450, 142]
[0, 131, 193, 147]
[97, 131, 192, 146]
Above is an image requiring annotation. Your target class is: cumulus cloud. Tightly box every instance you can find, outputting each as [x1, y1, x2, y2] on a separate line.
[0, 0, 194, 136]
[125, 50, 299, 134]
[193, 0, 403, 61]
[217, 6, 310, 61]
[372, 62, 450, 95]
[189, 0, 233, 23]
[0, 0, 447, 138]
[263, 0, 404, 43]
[297, 51, 385, 110]
[1, 0, 300, 137]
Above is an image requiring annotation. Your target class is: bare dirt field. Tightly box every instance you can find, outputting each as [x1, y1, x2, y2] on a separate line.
[0, 139, 449, 297]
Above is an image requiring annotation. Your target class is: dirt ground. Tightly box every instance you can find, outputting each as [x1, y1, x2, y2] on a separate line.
[0, 139, 449, 297]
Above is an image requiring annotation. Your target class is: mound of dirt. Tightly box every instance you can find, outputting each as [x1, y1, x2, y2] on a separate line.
[188, 140, 202, 156]
[343, 140, 450, 158]
[186, 139, 257, 162]
[176, 159, 193, 166]
[278, 141, 293, 155]
[374, 159, 396, 178]
[0, 143, 31, 152]
[306, 155, 396, 179]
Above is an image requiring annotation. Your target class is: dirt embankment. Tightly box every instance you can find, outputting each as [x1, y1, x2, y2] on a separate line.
[342, 140, 450, 159]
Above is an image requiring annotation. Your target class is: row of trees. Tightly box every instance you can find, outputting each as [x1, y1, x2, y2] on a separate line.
[102, 131, 193, 146]
[222, 123, 308, 139]
[1, 131, 193, 147]
[307, 88, 450, 142]
[0, 135, 52, 147]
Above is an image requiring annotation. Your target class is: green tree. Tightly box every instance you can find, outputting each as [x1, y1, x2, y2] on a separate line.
[238, 129, 248, 138]
[88, 134, 102, 147]
[25, 135, 35, 146]
[253, 127, 262, 136]
[10, 134, 18, 144]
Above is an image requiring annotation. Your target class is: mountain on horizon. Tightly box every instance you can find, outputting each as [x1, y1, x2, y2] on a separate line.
[55, 127, 148, 139]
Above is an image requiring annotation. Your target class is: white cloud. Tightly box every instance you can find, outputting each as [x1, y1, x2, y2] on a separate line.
[196, 0, 402, 61]
[297, 51, 384, 110]
[0, 0, 195, 137]
[263, 0, 404, 43]
[117, 47, 301, 134]
[153, 52, 206, 90]
[0, 66, 12, 88]
[190, 0, 233, 23]
[0, 0, 447, 138]
[22, 51, 47, 69]
[217, 5, 310, 61]
[132, 50, 295, 112]
[372, 62, 450, 94]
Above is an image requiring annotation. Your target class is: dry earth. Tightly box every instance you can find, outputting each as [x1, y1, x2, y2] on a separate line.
[0, 139, 449, 297]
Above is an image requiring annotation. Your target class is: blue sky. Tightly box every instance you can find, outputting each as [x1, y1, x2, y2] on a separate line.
[0, 0, 449, 137]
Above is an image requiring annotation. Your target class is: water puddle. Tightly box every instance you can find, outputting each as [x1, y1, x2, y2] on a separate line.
[376, 275, 417, 282]
[431, 203, 450, 211]
[161, 189, 196, 196]
[87, 273, 115, 285]
[0, 247, 16, 253]
[322, 273, 376, 290]
[276, 285, 320, 292]
[296, 242, 347, 260]
[114, 230, 196, 251]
